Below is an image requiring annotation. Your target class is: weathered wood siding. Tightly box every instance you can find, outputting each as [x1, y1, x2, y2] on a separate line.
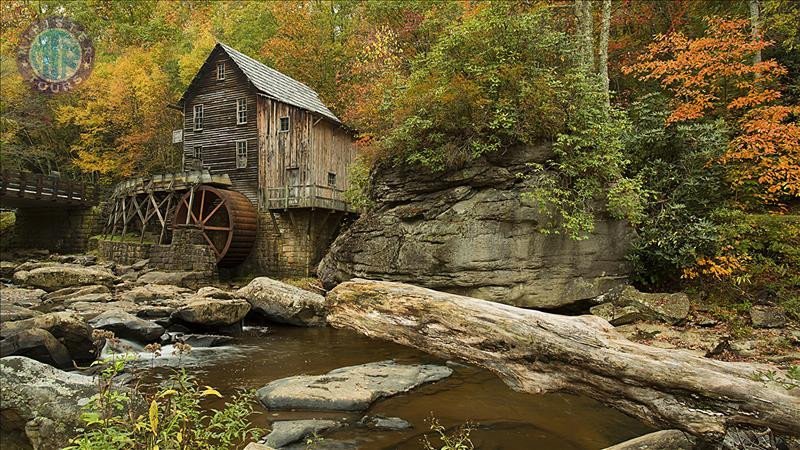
[183, 47, 259, 204]
[257, 97, 356, 200]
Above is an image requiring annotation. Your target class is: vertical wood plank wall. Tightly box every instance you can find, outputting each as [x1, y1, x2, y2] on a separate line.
[257, 97, 356, 201]
[183, 47, 259, 205]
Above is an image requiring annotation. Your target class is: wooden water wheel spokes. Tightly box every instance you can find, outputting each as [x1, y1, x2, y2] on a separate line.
[173, 185, 257, 267]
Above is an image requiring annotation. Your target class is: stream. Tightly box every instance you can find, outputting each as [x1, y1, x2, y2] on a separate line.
[130, 325, 652, 450]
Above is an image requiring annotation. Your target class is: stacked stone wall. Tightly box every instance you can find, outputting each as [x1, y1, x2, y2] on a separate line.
[96, 227, 216, 276]
[12, 206, 103, 253]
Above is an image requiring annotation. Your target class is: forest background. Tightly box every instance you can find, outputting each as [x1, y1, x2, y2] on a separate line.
[1, 0, 798, 319]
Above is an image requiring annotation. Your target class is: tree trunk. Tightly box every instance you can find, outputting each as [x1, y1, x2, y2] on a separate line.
[574, 0, 594, 72]
[326, 280, 800, 443]
[599, 0, 611, 106]
[749, 0, 762, 68]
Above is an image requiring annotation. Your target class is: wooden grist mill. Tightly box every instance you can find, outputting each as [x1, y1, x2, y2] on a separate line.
[101, 42, 359, 276]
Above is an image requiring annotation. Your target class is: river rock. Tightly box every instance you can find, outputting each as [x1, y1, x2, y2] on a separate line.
[167, 333, 234, 347]
[263, 419, 341, 448]
[589, 303, 643, 326]
[137, 271, 210, 289]
[244, 444, 276, 450]
[0, 356, 97, 450]
[117, 283, 190, 303]
[1, 304, 42, 321]
[197, 286, 238, 300]
[359, 415, 412, 430]
[44, 284, 111, 303]
[13, 264, 118, 292]
[597, 286, 690, 325]
[0, 286, 46, 308]
[750, 306, 787, 329]
[603, 429, 693, 450]
[89, 309, 165, 343]
[257, 360, 452, 411]
[1, 260, 18, 278]
[0, 312, 99, 363]
[318, 145, 632, 309]
[0, 329, 73, 369]
[172, 297, 250, 326]
[237, 277, 327, 326]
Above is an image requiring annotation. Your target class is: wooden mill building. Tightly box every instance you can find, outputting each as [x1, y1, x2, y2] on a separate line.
[172, 42, 358, 276]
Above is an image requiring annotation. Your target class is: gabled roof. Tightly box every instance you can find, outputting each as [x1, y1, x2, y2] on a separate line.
[180, 42, 340, 124]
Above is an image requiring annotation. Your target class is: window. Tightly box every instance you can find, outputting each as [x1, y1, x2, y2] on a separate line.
[236, 98, 247, 124]
[279, 116, 290, 132]
[193, 145, 202, 160]
[217, 62, 225, 80]
[193, 104, 204, 131]
[236, 140, 248, 169]
[327, 172, 336, 187]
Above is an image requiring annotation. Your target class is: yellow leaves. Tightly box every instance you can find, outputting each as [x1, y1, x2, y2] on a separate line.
[149, 399, 159, 435]
[683, 254, 748, 280]
[200, 386, 222, 398]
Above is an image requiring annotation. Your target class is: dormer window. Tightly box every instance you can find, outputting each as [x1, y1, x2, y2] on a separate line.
[193, 104, 204, 131]
[236, 98, 247, 124]
[217, 62, 225, 80]
[279, 116, 290, 132]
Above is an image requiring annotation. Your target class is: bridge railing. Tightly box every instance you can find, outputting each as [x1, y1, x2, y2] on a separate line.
[0, 170, 95, 204]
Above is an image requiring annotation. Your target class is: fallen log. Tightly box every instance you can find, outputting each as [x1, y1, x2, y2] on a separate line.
[326, 279, 800, 442]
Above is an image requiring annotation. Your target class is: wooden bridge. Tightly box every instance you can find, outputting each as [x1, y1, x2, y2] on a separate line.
[0, 170, 97, 209]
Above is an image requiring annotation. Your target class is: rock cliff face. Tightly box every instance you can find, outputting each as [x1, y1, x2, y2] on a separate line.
[318, 145, 633, 309]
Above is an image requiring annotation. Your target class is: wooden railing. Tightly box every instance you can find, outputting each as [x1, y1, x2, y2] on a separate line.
[0, 170, 95, 205]
[263, 184, 356, 212]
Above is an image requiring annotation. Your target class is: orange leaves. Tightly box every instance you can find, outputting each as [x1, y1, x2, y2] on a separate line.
[624, 16, 799, 204]
[623, 17, 779, 125]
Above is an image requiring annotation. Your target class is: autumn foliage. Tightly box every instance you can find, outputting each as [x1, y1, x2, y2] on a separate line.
[624, 17, 800, 203]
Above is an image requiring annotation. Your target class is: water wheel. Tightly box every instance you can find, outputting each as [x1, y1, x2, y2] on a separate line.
[173, 185, 257, 267]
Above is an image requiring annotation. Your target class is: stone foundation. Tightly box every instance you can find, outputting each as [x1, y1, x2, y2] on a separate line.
[96, 227, 217, 276]
[237, 210, 349, 278]
[12, 206, 104, 253]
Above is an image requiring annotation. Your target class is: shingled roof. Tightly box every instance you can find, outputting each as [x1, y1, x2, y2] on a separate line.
[181, 42, 340, 124]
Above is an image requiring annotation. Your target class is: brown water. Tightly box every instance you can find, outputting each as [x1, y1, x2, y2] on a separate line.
[138, 325, 651, 450]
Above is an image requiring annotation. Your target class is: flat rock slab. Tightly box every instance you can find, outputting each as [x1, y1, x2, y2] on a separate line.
[263, 419, 340, 448]
[89, 309, 165, 343]
[257, 360, 452, 411]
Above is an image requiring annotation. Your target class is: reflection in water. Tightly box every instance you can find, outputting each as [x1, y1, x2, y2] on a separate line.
[129, 326, 650, 449]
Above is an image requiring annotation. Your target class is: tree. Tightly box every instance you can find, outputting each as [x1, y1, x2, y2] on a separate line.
[624, 17, 798, 204]
[599, 0, 612, 105]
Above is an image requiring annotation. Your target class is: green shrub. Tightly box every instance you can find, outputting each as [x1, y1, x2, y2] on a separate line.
[65, 348, 264, 450]
[343, 157, 373, 211]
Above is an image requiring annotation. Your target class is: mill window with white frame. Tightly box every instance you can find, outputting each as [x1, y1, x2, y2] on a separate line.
[236, 98, 247, 124]
[193, 104, 204, 131]
[236, 140, 248, 169]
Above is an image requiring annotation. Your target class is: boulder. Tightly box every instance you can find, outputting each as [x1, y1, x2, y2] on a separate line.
[0, 312, 99, 363]
[0, 329, 73, 369]
[603, 429, 693, 450]
[13, 264, 118, 292]
[263, 419, 341, 448]
[63, 292, 114, 305]
[68, 300, 138, 321]
[1, 304, 42, 321]
[359, 415, 412, 430]
[257, 360, 452, 411]
[117, 283, 190, 303]
[137, 271, 211, 289]
[196, 286, 238, 300]
[244, 444, 276, 450]
[131, 259, 149, 271]
[0, 356, 97, 450]
[0, 260, 18, 278]
[318, 145, 633, 309]
[750, 306, 787, 329]
[166, 333, 233, 347]
[594, 286, 690, 325]
[89, 310, 165, 343]
[0, 286, 46, 308]
[589, 303, 643, 326]
[237, 277, 327, 326]
[44, 284, 111, 302]
[172, 297, 250, 326]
